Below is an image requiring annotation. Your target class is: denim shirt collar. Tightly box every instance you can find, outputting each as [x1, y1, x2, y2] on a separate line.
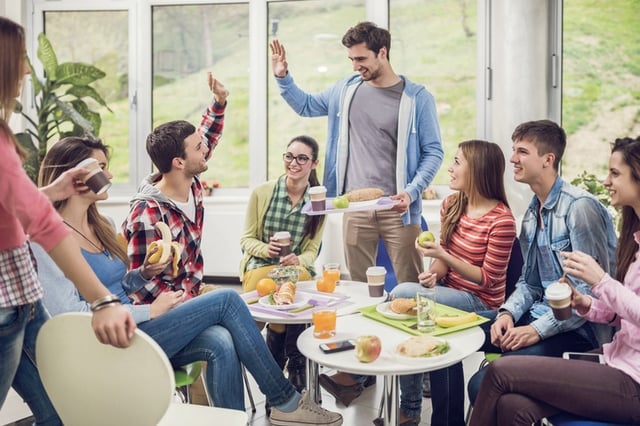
[528, 175, 564, 213]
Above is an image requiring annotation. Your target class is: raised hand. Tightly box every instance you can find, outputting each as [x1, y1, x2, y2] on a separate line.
[207, 71, 229, 105]
[270, 39, 288, 78]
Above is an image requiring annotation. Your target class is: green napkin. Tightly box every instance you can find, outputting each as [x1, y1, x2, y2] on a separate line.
[359, 303, 489, 336]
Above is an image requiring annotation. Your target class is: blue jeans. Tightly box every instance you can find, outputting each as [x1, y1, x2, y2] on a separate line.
[467, 312, 595, 405]
[138, 288, 295, 410]
[1, 301, 62, 426]
[390, 283, 491, 422]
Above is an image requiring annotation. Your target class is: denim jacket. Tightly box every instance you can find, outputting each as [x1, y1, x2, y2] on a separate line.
[501, 177, 617, 345]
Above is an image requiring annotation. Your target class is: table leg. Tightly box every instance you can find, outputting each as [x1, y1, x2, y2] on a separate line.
[382, 374, 399, 426]
[306, 358, 321, 404]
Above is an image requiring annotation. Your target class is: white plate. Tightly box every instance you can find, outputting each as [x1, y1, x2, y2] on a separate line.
[392, 338, 452, 363]
[258, 293, 308, 310]
[376, 301, 415, 320]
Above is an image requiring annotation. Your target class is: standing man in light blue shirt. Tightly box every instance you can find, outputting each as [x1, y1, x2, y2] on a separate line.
[271, 21, 443, 426]
[467, 119, 617, 408]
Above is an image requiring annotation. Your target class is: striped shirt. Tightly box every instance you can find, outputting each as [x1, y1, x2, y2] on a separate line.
[440, 195, 516, 309]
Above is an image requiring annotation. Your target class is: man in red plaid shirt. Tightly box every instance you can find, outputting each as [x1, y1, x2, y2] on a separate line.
[122, 73, 228, 304]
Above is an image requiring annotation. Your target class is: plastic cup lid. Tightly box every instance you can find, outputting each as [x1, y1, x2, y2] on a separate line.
[545, 282, 571, 300]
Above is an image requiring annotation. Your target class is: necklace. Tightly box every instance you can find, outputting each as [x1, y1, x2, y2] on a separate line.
[63, 220, 112, 260]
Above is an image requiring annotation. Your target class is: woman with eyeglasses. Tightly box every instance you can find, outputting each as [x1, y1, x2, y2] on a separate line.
[239, 135, 326, 400]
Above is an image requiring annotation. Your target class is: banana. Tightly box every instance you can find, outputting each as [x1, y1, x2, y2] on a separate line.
[147, 222, 182, 277]
[435, 312, 478, 328]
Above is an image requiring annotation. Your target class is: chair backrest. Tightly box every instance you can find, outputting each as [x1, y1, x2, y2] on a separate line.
[505, 237, 524, 299]
[36, 312, 175, 426]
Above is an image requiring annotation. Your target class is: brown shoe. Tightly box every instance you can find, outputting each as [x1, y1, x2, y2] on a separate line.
[318, 373, 363, 406]
[373, 415, 420, 426]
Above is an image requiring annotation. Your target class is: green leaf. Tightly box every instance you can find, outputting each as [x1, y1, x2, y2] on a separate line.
[70, 100, 102, 136]
[66, 85, 112, 112]
[37, 33, 58, 79]
[26, 57, 43, 96]
[55, 63, 105, 86]
[54, 99, 94, 135]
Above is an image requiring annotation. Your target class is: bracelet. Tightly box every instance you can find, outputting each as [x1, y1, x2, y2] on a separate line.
[91, 301, 121, 312]
[608, 313, 618, 324]
[90, 294, 121, 312]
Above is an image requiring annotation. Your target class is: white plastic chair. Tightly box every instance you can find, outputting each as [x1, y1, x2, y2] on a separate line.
[36, 312, 248, 426]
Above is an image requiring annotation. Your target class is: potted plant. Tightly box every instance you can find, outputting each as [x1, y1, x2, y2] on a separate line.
[571, 170, 620, 231]
[15, 33, 111, 182]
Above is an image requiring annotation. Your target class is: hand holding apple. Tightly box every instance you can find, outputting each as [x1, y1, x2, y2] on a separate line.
[417, 231, 435, 247]
[355, 335, 382, 363]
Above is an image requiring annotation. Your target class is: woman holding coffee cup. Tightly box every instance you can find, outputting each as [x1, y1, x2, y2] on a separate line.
[239, 135, 326, 397]
[469, 136, 640, 425]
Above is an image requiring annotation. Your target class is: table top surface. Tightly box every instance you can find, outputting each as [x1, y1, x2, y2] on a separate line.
[297, 314, 485, 375]
[245, 280, 387, 324]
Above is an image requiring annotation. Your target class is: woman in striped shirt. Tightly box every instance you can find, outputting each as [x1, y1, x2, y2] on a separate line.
[390, 139, 516, 426]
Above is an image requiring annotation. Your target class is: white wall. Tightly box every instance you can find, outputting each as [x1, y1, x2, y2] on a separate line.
[99, 197, 443, 279]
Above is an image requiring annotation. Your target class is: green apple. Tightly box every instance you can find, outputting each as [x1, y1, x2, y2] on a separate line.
[417, 231, 436, 247]
[332, 195, 350, 209]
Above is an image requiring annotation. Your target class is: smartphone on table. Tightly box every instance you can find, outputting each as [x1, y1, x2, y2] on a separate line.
[319, 339, 356, 354]
[562, 352, 605, 364]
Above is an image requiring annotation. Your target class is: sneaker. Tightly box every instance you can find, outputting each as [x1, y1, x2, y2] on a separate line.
[270, 389, 343, 426]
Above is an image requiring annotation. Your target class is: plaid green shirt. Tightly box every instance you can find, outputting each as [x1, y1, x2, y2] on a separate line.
[246, 176, 313, 274]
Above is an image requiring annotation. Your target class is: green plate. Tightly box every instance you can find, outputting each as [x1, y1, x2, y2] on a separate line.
[359, 303, 489, 336]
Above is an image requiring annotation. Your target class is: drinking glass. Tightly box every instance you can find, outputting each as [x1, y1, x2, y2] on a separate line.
[416, 289, 436, 333]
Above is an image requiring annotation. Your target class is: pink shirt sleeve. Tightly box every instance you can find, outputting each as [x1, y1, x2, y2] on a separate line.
[0, 131, 68, 252]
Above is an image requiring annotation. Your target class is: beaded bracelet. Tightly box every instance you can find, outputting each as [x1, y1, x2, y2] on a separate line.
[90, 294, 121, 312]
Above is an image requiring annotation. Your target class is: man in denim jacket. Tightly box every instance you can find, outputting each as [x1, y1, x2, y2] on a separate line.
[467, 119, 617, 405]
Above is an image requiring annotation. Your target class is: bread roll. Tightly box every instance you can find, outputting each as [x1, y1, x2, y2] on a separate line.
[390, 298, 417, 314]
[274, 281, 296, 305]
[345, 187, 384, 202]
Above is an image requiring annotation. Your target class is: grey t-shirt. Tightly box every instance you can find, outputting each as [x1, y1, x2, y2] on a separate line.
[344, 79, 404, 196]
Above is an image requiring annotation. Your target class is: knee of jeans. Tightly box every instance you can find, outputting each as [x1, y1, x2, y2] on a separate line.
[390, 282, 420, 299]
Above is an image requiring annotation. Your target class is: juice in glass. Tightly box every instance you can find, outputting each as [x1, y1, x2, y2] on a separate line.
[312, 309, 337, 338]
[321, 263, 340, 293]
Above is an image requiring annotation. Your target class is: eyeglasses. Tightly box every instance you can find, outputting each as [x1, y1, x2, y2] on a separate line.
[282, 152, 311, 165]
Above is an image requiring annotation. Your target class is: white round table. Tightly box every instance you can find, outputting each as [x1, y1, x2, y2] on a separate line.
[245, 280, 386, 402]
[297, 314, 485, 426]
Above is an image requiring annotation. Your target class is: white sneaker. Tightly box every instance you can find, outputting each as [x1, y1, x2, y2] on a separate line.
[270, 389, 343, 426]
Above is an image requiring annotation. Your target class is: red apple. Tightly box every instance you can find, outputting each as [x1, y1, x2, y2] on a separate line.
[355, 335, 382, 363]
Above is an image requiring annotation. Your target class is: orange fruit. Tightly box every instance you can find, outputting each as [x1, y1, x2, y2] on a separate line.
[256, 278, 277, 296]
[316, 278, 336, 293]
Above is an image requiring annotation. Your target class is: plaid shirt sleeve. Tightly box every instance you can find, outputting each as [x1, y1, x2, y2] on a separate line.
[122, 201, 165, 304]
[200, 100, 226, 160]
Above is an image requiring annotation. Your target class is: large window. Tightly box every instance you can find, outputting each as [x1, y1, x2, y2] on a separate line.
[390, 0, 477, 185]
[266, 0, 365, 181]
[43, 10, 130, 184]
[562, 0, 640, 181]
[152, 3, 250, 188]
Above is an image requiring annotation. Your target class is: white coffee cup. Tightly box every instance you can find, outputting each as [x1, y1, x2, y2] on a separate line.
[273, 231, 292, 257]
[77, 158, 111, 195]
[366, 266, 386, 297]
[308, 186, 327, 211]
[545, 281, 572, 320]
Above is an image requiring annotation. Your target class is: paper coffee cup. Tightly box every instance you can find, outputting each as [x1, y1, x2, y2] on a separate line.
[77, 158, 111, 195]
[545, 281, 572, 321]
[308, 186, 327, 211]
[273, 231, 291, 257]
[366, 266, 386, 297]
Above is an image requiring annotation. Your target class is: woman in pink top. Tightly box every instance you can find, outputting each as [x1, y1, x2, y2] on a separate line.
[469, 136, 640, 425]
[0, 16, 134, 424]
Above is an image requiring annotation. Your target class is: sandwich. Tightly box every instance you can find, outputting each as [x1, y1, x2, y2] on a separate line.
[273, 281, 296, 305]
[389, 298, 417, 315]
[396, 335, 450, 358]
[344, 187, 384, 202]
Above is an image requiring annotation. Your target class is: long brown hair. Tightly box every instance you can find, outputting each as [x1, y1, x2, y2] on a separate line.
[610, 136, 640, 281]
[0, 16, 27, 160]
[441, 140, 509, 244]
[39, 137, 129, 265]
[287, 135, 325, 239]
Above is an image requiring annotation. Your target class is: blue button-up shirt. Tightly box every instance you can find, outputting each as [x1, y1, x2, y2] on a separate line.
[501, 176, 617, 345]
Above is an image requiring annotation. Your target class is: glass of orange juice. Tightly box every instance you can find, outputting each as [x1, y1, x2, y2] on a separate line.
[321, 263, 341, 293]
[312, 309, 337, 338]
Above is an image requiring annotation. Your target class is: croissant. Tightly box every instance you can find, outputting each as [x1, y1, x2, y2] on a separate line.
[345, 187, 384, 202]
[273, 281, 296, 305]
[390, 298, 417, 314]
